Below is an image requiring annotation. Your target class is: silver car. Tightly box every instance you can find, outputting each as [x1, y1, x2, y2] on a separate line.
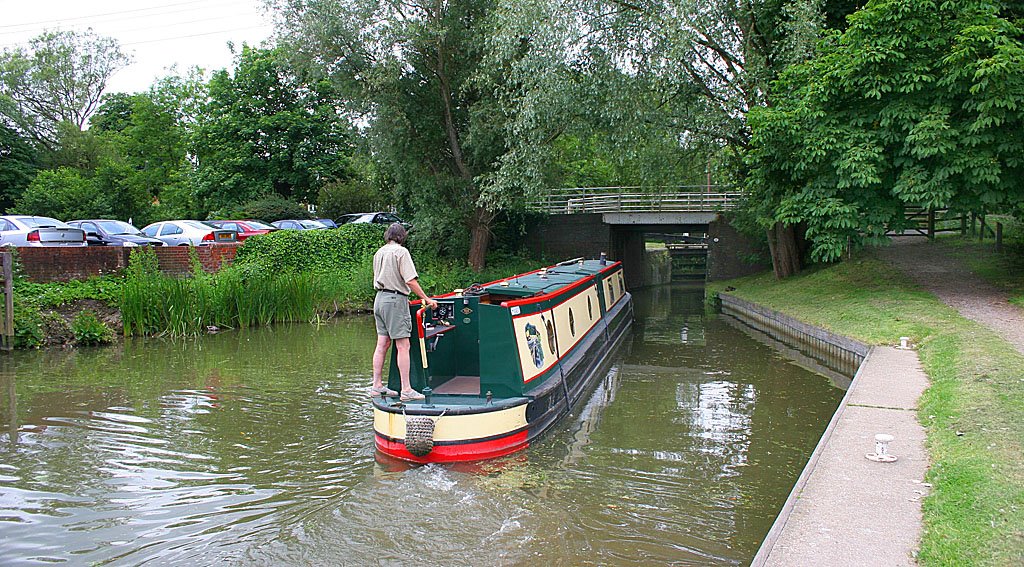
[140, 220, 238, 246]
[0, 215, 87, 247]
[271, 219, 330, 230]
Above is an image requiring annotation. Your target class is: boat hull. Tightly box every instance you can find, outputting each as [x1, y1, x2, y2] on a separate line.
[373, 289, 633, 463]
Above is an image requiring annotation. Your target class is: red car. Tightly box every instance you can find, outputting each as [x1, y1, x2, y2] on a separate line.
[208, 220, 278, 242]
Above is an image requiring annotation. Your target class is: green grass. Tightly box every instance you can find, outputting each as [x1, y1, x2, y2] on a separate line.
[709, 257, 1024, 566]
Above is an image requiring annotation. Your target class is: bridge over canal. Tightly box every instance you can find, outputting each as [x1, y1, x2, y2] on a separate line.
[526, 187, 763, 288]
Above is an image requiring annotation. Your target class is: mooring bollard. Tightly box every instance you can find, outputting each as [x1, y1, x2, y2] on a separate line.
[866, 433, 898, 463]
[899, 337, 910, 349]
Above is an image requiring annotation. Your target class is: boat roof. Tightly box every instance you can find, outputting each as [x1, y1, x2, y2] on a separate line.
[478, 259, 617, 298]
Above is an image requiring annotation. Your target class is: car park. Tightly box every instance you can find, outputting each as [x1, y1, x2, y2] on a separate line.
[208, 220, 278, 241]
[336, 212, 410, 228]
[67, 219, 165, 247]
[140, 220, 238, 246]
[271, 219, 330, 230]
[0, 215, 87, 247]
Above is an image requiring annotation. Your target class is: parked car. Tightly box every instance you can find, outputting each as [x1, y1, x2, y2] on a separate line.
[207, 220, 278, 241]
[67, 219, 165, 247]
[0, 215, 86, 247]
[271, 219, 330, 230]
[337, 212, 410, 229]
[140, 220, 238, 246]
[314, 218, 338, 228]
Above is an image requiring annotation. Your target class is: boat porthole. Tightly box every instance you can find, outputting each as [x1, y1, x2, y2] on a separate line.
[587, 296, 593, 319]
[568, 308, 576, 336]
[545, 319, 556, 354]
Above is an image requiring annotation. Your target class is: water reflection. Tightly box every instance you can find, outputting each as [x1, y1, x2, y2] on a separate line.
[0, 286, 844, 565]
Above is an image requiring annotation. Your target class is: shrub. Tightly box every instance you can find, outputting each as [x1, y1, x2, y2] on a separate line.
[14, 167, 113, 220]
[234, 223, 386, 273]
[12, 304, 45, 348]
[71, 311, 114, 345]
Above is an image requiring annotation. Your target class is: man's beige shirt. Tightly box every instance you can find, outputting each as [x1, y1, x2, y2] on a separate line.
[373, 242, 418, 295]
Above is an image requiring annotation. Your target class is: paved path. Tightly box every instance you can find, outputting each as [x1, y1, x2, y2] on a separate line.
[874, 237, 1024, 355]
[754, 347, 930, 566]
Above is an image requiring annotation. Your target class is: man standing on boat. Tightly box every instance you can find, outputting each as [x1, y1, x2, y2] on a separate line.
[370, 223, 438, 401]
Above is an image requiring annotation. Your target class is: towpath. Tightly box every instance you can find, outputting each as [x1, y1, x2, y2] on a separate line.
[874, 236, 1024, 355]
[756, 236, 1023, 565]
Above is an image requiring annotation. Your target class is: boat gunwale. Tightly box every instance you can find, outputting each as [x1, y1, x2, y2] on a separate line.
[371, 395, 530, 416]
[408, 260, 623, 308]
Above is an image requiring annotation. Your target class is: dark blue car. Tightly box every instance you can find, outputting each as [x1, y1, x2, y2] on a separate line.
[67, 219, 165, 247]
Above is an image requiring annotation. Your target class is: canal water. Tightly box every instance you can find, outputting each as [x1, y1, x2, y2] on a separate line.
[0, 285, 845, 566]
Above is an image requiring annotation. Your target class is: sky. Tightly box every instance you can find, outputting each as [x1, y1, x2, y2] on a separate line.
[0, 0, 276, 94]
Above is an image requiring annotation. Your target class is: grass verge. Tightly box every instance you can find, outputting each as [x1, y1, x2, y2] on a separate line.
[708, 257, 1024, 566]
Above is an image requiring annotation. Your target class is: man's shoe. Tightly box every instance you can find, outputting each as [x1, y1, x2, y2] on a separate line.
[400, 389, 425, 402]
[370, 385, 398, 397]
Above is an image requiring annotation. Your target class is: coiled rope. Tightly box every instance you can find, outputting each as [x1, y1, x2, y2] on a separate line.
[403, 409, 447, 457]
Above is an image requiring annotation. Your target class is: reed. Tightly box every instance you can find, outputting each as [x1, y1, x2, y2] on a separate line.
[119, 246, 546, 337]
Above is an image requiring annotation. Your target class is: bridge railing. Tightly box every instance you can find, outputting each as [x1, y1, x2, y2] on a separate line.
[529, 186, 743, 214]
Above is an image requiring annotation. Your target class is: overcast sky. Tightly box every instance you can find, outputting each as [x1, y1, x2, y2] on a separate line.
[0, 0, 275, 94]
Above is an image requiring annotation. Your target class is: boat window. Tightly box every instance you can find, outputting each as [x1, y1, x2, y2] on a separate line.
[618, 276, 625, 294]
[545, 319, 556, 354]
[587, 296, 593, 319]
[568, 308, 576, 336]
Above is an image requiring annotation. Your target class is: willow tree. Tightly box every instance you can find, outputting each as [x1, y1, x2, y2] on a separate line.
[485, 0, 857, 277]
[271, 0, 518, 270]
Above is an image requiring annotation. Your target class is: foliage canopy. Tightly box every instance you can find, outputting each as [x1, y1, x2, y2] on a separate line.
[746, 0, 1024, 262]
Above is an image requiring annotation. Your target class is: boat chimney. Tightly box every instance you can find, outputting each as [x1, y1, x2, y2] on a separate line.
[599, 252, 607, 265]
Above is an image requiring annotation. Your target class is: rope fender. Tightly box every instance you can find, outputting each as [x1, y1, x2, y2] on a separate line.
[403, 409, 446, 457]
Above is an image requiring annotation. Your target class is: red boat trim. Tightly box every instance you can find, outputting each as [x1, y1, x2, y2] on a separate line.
[500, 274, 596, 308]
[375, 430, 529, 463]
[410, 261, 621, 306]
[510, 282, 600, 320]
[415, 307, 427, 339]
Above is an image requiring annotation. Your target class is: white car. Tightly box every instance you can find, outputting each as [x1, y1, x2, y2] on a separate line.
[0, 215, 87, 247]
[140, 220, 238, 246]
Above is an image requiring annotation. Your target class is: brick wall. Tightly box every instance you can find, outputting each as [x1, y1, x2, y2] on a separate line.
[526, 213, 613, 261]
[16, 243, 242, 282]
[706, 216, 770, 281]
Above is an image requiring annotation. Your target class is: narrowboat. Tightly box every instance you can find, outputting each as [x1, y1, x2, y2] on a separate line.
[372, 257, 633, 463]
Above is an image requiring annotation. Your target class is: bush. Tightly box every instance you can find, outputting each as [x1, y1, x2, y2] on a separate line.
[234, 223, 386, 273]
[14, 167, 113, 220]
[13, 304, 45, 348]
[71, 311, 114, 345]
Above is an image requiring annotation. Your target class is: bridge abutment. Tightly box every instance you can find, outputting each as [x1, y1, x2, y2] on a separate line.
[526, 211, 767, 288]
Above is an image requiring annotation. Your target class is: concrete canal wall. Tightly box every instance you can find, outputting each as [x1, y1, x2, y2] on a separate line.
[719, 293, 929, 566]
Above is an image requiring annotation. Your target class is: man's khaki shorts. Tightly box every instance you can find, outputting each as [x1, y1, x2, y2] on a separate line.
[373, 291, 412, 339]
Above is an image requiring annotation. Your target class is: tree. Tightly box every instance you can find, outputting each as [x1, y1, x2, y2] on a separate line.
[745, 0, 1024, 274]
[272, 0, 528, 270]
[0, 29, 131, 150]
[0, 125, 39, 212]
[190, 45, 355, 216]
[483, 0, 860, 276]
[14, 168, 113, 220]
